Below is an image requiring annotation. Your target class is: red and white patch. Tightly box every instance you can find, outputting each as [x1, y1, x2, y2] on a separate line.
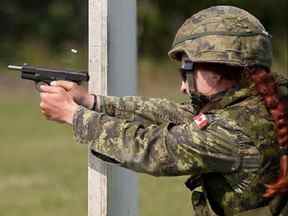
[193, 113, 209, 129]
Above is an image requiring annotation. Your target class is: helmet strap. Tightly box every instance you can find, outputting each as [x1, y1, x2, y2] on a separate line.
[185, 72, 209, 109]
[186, 72, 196, 97]
[180, 57, 210, 107]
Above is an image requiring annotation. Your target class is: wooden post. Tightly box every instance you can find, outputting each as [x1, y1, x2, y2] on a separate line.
[88, 0, 138, 216]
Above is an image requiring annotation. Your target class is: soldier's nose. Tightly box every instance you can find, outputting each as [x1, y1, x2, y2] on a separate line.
[180, 81, 188, 94]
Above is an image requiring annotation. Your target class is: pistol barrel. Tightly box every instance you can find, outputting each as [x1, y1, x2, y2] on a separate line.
[8, 65, 23, 70]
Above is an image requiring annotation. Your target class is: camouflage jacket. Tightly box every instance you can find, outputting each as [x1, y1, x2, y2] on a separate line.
[73, 87, 281, 216]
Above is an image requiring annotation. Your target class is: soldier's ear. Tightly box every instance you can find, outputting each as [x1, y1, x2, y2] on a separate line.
[210, 72, 221, 84]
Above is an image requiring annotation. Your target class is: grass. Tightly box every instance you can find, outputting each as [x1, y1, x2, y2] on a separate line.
[1, 31, 287, 215]
[0, 68, 192, 216]
[2, 52, 286, 215]
[0, 54, 286, 216]
[0, 95, 87, 216]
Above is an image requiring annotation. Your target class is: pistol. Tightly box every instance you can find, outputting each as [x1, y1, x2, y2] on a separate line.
[8, 64, 89, 87]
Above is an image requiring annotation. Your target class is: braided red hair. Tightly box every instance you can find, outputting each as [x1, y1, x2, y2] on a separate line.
[248, 67, 288, 198]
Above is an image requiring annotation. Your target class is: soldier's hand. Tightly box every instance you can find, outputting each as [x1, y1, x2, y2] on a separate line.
[40, 85, 79, 125]
[50, 81, 94, 109]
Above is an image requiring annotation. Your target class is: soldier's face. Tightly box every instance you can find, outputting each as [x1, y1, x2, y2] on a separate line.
[180, 69, 221, 96]
[180, 80, 189, 94]
[194, 69, 221, 96]
[180, 55, 221, 96]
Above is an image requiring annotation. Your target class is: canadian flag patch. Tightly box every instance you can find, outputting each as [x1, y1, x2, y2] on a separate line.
[193, 113, 209, 129]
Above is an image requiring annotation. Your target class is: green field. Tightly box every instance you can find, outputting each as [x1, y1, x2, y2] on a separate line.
[1, 54, 286, 215]
[0, 64, 192, 216]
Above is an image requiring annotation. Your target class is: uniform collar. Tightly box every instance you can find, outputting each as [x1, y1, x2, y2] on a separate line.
[195, 85, 255, 113]
[215, 86, 253, 109]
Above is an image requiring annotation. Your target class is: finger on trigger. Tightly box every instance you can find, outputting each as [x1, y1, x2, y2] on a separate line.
[39, 85, 56, 93]
[51, 80, 74, 90]
[39, 85, 49, 92]
[42, 85, 64, 94]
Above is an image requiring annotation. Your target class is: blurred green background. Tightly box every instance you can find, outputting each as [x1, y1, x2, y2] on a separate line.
[0, 1, 287, 216]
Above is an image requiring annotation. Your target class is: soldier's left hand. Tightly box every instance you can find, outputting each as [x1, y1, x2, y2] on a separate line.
[39, 85, 79, 125]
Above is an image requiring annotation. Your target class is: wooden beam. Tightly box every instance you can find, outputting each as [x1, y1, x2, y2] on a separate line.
[88, 0, 138, 216]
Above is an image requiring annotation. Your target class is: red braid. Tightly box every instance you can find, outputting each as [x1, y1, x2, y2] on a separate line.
[248, 67, 288, 198]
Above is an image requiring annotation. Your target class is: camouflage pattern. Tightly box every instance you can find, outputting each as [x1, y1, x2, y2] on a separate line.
[168, 6, 273, 68]
[73, 87, 280, 215]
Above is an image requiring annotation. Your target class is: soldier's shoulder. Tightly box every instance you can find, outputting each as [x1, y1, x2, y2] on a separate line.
[215, 93, 275, 144]
[214, 93, 264, 119]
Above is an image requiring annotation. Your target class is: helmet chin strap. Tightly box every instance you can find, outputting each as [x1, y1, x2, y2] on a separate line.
[186, 72, 196, 97]
[181, 56, 195, 97]
[186, 72, 210, 108]
[180, 59, 210, 108]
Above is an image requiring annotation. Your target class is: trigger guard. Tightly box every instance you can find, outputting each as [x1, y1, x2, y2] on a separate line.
[35, 81, 50, 91]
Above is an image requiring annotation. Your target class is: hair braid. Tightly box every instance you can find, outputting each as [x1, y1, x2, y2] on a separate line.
[248, 67, 288, 198]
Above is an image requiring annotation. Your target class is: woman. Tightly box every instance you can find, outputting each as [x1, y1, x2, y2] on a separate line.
[40, 6, 288, 216]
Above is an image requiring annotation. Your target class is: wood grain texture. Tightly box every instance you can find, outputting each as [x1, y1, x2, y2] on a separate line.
[88, 1, 138, 216]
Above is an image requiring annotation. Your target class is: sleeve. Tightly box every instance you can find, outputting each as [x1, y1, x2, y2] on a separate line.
[73, 106, 245, 176]
[94, 95, 197, 125]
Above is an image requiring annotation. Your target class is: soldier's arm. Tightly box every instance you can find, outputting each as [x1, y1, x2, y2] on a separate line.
[94, 95, 197, 125]
[47, 81, 197, 125]
[73, 106, 258, 176]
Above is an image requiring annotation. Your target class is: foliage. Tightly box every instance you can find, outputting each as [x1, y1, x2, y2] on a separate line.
[0, 0, 87, 61]
[0, 0, 287, 60]
[138, 0, 288, 58]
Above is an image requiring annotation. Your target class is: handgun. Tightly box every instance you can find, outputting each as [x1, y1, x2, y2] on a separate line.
[8, 64, 89, 86]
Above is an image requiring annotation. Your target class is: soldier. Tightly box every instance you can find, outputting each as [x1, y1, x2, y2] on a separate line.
[39, 6, 288, 216]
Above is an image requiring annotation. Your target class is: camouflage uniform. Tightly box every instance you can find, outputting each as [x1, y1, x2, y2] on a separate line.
[73, 6, 287, 216]
[73, 87, 283, 215]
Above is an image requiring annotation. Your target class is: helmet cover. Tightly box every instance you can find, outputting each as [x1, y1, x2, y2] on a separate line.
[168, 6, 272, 68]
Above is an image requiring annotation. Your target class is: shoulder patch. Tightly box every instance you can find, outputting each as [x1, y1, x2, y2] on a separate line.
[193, 113, 209, 129]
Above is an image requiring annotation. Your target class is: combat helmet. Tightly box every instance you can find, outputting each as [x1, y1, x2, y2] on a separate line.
[168, 6, 272, 68]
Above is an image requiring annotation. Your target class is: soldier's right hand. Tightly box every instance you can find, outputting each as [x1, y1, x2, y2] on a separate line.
[50, 81, 95, 109]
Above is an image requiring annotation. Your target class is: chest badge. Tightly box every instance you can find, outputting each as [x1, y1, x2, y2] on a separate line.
[193, 113, 209, 129]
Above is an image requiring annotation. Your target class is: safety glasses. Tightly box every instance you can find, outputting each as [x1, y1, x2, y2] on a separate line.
[180, 59, 194, 81]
